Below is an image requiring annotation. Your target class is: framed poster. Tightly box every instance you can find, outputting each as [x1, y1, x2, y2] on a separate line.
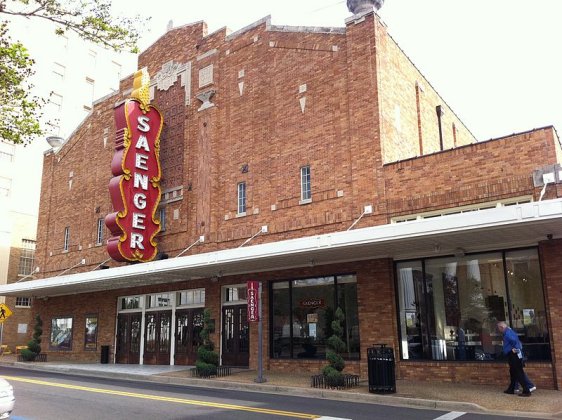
[84, 315, 98, 350]
[50, 317, 73, 351]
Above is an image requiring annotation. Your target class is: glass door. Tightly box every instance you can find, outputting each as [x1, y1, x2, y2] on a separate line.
[221, 305, 249, 367]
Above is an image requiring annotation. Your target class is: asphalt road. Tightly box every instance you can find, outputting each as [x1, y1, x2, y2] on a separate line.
[0, 366, 538, 420]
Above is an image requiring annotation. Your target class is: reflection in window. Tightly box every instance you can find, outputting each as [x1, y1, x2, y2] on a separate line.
[271, 274, 360, 360]
[397, 248, 550, 362]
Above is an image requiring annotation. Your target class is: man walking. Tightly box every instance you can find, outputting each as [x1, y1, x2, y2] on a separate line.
[497, 321, 531, 397]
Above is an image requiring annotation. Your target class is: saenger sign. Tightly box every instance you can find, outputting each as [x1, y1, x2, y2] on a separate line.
[105, 68, 164, 262]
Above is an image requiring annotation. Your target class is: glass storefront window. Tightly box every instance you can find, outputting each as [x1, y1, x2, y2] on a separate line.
[120, 296, 142, 310]
[505, 250, 550, 360]
[146, 293, 171, 308]
[397, 248, 550, 362]
[271, 274, 360, 360]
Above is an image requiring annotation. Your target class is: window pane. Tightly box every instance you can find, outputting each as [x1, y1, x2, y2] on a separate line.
[337, 277, 360, 359]
[425, 253, 506, 361]
[272, 281, 291, 357]
[505, 249, 550, 360]
[397, 261, 427, 360]
[291, 277, 334, 359]
[301, 165, 311, 200]
[237, 182, 246, 214]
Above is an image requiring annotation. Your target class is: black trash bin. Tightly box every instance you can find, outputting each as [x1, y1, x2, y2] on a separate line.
[100, 345, 110, 364]
[367, 344, 396, 393]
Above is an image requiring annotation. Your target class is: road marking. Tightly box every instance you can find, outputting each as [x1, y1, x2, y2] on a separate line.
[433, 412, 466, 420]
[316, 417, 352, 420]
[4, 375, 319, 419]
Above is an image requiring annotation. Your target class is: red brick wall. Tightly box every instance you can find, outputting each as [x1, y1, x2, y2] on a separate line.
[539, 239, 562, 389]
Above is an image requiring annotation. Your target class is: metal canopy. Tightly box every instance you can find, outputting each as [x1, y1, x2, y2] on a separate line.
[3, 199, 562, 298]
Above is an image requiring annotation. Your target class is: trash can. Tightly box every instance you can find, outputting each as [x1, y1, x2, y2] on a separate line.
[367, 344, 396, 393]
[100, 345, 110, 364]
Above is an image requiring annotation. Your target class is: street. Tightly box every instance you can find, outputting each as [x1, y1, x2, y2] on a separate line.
[0, 367, 537, 420]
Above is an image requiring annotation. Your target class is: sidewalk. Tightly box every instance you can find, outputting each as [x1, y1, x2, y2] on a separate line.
[0, 356, 560, 419]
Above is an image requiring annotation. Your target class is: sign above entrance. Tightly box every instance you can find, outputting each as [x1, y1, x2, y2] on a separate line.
[247, 281, 259, 322]
[106, 68, 164, 263]
[0, 304, 12, 323]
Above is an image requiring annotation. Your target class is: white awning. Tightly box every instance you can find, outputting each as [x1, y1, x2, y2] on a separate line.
[3, 199, 562, 298]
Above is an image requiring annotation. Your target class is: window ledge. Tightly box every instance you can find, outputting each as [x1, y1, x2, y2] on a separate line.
[236, 212, 247, 218]
[299, 198, 312, 205]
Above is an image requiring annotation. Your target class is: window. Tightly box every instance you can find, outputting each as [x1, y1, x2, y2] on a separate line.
[300, 165, 311, 202]
[0, 177, 11, 197]
[85, 77, 95, 103]
[0, 141, 14, 163]
[15, 297, 31, 308]
[49, 93, 63, 113]
[18, 239, 36, 276]
[146, 293, 171, 308]
[120, 296, 142, 310]
[237, 182, 246, 215]
[271, 274, 360, 360]
[63, 226, 70, 251]
[224, 286, 247, 303]
[159, 207, 166, 232]
[396, 248, 550, 362]
[53, 62, 65, 81]
[50, 317, 73, 351]
[177, 289, 205, 306]
[96, 218, 104, 245]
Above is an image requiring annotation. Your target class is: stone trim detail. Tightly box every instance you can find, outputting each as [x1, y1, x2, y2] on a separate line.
[152, 61, 192, 106]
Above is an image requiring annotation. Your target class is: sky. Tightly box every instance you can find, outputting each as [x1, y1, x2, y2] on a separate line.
[112, 0, 562, 141]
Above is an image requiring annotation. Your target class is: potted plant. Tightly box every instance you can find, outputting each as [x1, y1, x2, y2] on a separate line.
[20, 314, 42, 362]
[322, 307, 346, 388]
[195, 309, 219, 377]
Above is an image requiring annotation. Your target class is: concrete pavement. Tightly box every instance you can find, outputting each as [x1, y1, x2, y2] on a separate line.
[0, 357, 560, 419]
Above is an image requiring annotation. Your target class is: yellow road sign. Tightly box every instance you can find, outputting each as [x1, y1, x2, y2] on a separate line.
[0, 304, 12, 322]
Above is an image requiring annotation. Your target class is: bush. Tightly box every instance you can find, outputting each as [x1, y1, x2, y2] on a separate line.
[322, 307, 346, 387]
[195, 309, 219, 377]
[22, 314, 42, 361]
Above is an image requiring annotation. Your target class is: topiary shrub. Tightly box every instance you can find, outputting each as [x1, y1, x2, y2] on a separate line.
[322, 307, 346, 387]
[195, 309, 218, 377]
[21, 314, 43, 361]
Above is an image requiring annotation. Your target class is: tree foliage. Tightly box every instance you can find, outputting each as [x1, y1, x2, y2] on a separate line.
[20, 314, 43, 361]
[0, 0, 148, 144]
[322, 307, 346, 387]
[195, 309, 219, 377]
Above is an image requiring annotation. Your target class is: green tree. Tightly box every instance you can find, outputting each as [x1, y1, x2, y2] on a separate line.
[20, 314, 42, 361]
[0, 0, 148, 145]
[195, 309, 219, 377]
[322, 307, 346, 387]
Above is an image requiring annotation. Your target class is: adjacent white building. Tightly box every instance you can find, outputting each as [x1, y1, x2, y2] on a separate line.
[0, 16, 137, 341]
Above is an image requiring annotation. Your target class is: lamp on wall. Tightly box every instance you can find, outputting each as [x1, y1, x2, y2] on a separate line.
[46, 135, 63, 149]
[56, 258, 86, 276]
[176, 235, 205, 257]
[91, 258, 111, 271]
[238, 225, 268, 248]
[347, 205, 373, 231]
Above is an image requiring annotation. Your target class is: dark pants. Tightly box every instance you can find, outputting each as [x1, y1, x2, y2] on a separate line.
[506, 352, 529, 393]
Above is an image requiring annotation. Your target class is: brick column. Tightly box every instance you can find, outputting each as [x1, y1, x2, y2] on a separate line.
[539, 238, 562, 389]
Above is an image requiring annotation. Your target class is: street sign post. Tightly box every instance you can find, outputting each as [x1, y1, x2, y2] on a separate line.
[247, 281, 266, 383]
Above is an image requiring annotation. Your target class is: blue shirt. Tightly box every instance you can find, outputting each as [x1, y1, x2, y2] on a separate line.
[502, 327, 522, 355]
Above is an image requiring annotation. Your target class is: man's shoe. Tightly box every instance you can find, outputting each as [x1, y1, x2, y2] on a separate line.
[504, 389, 515, 394]
[519, 392, 531, 397]
[529, 386, 537, 392]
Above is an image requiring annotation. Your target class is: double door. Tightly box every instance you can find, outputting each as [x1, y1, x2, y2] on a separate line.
[143, 311, 171, 365]
[116, 313, 141, 364]
[174, 308, 204, 365]
[222, 305, 249, 367]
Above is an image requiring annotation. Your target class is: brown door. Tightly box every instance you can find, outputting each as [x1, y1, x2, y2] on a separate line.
[222, 305, 249, 367]
[143, 311, 171, 365]
[116, 313, 141, 364]
[174, 308, 204, 365]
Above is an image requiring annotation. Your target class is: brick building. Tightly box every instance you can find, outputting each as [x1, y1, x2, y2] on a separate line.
[2, 5, 562, 389]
